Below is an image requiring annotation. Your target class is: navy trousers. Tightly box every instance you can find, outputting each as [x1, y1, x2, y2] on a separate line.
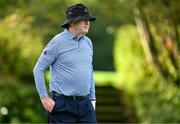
[47, 95, 97, 123]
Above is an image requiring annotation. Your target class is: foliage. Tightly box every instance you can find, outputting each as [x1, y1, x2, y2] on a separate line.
[0, 77, 45, 123]
[134, 79, 180, 123]
[114, 25, 180, 122]
[0, 12, 43, 81]
[88, 17, 115, 70]
[132, 0, 180, 86]
[0, 12, 45, 123]
[113, 1, 180, 121]
[114, 25, 147, 91]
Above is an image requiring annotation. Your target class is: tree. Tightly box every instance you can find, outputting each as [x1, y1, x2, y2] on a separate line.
[132, 0, 180, 86]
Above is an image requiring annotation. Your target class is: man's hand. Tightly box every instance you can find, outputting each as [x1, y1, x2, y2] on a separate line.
[40, 96, 55, 112]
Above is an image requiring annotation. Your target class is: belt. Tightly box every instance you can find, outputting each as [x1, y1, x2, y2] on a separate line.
[50, 91, 87, 100]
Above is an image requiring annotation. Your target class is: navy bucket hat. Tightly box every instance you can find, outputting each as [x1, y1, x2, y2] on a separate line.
[61, 3, 96, 28]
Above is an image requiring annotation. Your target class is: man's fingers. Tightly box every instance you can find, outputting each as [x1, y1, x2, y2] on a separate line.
[47, 101, 55, 112]
[41, 96, 55, 112]
[48, 105, 53, 112]
[44, 104, 52, 112]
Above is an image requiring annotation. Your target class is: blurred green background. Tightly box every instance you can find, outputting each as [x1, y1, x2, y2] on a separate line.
[0, 0, 180, 123]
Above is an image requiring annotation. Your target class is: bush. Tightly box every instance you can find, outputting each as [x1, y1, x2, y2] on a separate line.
[133, 78, 180, 123]
[0, 13, 46, 123]
[0, 78, 46, 123]
[114, 24, 180, 123]
[0, 13, 43, 81]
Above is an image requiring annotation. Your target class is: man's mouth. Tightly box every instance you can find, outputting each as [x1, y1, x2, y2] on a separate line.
[83, 25, 89, 29]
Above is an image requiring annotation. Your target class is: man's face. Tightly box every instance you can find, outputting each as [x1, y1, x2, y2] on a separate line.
[71, 19, 90, 35]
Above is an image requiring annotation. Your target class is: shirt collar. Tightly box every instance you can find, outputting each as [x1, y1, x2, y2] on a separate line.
[63, 29, 85, 41]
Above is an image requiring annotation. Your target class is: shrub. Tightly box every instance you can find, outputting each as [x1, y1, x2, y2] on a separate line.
[114, 24, 180, 123]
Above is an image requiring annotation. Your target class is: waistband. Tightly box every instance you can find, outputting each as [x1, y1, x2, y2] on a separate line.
[50, 91, 88, 100]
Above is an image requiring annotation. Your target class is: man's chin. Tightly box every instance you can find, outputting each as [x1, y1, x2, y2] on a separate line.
[82, 27, 89, 33]
[82, 30, 88, 35]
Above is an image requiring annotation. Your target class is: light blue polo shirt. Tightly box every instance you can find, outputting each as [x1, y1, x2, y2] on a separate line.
[33, 29, 95, 100]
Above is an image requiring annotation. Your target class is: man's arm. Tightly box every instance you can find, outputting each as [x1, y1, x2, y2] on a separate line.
[33, 40, 58, 112]
[89, 65, 96, 110]
[87, 38, 96, 109]
[89, 66, 96, 100]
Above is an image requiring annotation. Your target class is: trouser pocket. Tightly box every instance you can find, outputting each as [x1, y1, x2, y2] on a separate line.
[50, 96, 65, 114]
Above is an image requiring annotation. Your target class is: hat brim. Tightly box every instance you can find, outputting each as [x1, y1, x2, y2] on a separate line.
[61, 14, 96, 28]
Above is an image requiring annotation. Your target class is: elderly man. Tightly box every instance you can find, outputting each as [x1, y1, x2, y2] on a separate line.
[33, 3, 96, 123]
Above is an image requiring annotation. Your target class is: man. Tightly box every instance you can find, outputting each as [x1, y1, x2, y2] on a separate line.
[33, 3, 96, 123]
